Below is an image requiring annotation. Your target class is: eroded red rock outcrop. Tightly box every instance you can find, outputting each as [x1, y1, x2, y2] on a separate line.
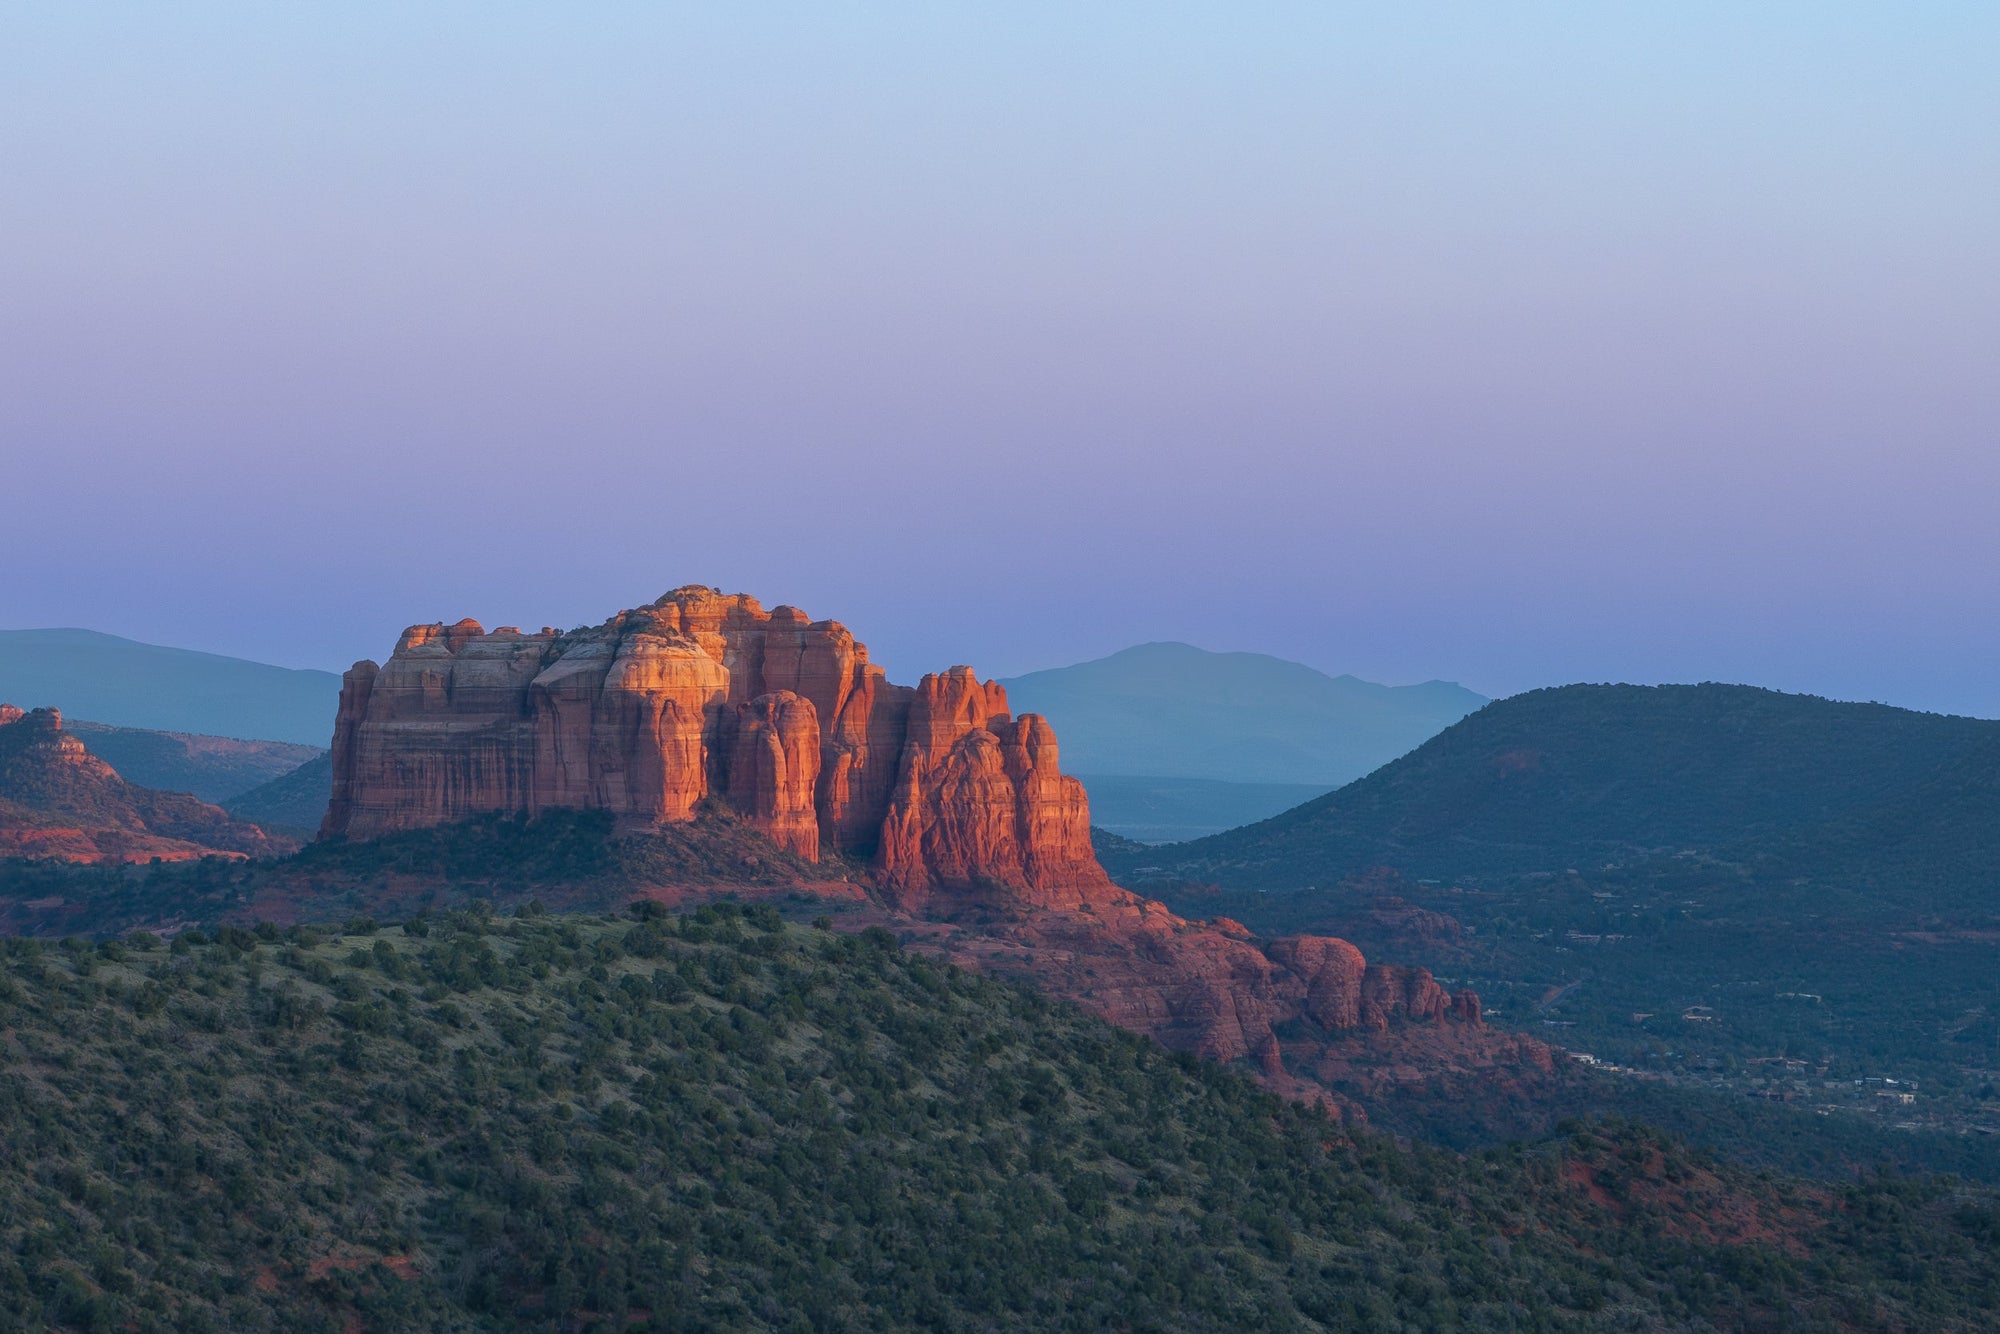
[940, 891, 1485, 1077]
[0, 705, 277, 862]
[322, 587, 1102, 902]
[875, 670, 1110, 912]
[723, 692, 821, 860]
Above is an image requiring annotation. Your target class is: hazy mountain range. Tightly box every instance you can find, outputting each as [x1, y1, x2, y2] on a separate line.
[0, 629, 340, 746]
[63, 720, 321, 805]
[1000, 642, 1485, 785]
[1001, 641, 1485, 838]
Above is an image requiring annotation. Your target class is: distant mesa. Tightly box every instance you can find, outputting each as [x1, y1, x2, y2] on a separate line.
[0, 703, 279, 862]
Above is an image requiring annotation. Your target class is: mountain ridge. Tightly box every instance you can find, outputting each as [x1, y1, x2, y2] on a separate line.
[0, 628, 340, 746]
[999, 640, 1484, 788]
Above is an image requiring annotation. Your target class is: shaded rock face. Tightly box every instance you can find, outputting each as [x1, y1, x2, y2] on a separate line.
[0, 705, 276, 862]
[321, 588, 1101, 900]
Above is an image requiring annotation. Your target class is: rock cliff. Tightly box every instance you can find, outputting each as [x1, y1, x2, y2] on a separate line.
[322, 588, 1107, 903]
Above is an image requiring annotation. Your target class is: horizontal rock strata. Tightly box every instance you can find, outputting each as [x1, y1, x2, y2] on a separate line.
[322, 588, 1108, 902]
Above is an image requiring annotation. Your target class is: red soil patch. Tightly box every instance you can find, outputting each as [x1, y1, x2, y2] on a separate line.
[1559, 1143, 1830, 1258]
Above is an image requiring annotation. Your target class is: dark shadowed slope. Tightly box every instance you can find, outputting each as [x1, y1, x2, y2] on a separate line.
[1093, 685, 2000, 1179]
[0, 628, 340, 746]
[1000, 642, 1484, 787]
[221, 751, 334, 837]
[1104, 683, 2000, 889]
[64, 721, 322, 803]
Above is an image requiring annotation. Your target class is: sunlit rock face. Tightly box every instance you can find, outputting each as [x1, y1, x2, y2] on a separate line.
[873, 668, 1111, 911]
[321, 587, 1103, 895]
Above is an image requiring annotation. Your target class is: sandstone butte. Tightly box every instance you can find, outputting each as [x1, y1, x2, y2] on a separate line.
[325, 587, 1528, 1102]
[0, 704, 276, 863]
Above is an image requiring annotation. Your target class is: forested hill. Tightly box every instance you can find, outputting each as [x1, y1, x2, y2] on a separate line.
[2, 903, 1996, 1331]
[1104, 683, 2000, 888]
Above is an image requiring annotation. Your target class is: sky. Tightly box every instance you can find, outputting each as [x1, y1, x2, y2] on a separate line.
[3, 4, 1996, 715]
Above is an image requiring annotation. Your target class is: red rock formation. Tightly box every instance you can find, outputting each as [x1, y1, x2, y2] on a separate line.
[923, 893, 1529, 1132]
[319, 588, 1091, 895]
[875, 670, 1110, 911]
[1267, 935, 1367, 1030]
[1360, 963, 1452, 1029]
[0, 705, 276, 862]
[723, 692, 821, 859]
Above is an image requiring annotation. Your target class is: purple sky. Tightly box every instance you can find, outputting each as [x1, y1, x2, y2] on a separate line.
[4, 6, 1997, 714]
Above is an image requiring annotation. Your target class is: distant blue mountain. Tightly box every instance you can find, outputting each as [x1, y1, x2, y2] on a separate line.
[0, 629, 341, 747]
[1000, 642, 1485, 789]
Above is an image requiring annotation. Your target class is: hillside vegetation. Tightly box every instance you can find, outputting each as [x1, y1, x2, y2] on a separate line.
[3, 902, 1996, 1331]
[0, 807, 830, 939]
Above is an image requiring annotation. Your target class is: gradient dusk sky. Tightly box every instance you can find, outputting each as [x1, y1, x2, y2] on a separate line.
[4, 5, 1996, 714]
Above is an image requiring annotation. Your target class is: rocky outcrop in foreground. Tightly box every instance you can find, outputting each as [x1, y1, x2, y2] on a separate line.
[0, 705, 277, 862]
